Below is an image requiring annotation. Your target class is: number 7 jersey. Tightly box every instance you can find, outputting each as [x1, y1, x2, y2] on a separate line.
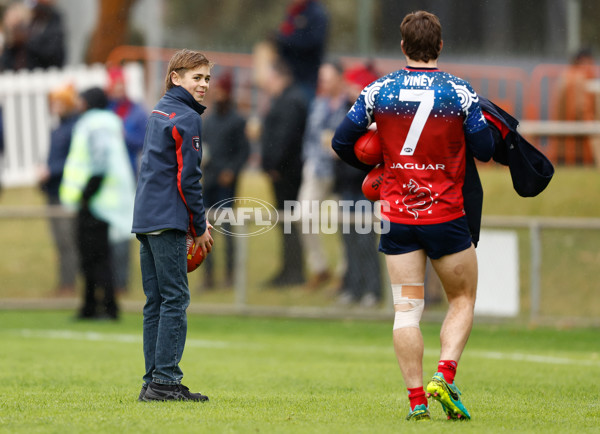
[347, 66, 489, 224]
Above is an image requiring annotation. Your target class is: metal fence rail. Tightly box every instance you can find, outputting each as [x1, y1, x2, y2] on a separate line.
[2, 206, 600, 325]
[482, 215, 600, 325]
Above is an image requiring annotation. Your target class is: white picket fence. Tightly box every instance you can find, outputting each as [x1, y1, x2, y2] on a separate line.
[0, 63, 145, 187]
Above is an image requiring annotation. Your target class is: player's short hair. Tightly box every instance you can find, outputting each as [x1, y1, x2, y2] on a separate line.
[400, 11, 442, 63]
[164, 49, 213, 92]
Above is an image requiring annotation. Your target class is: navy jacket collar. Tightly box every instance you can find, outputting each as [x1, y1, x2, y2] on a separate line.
[165, 86, 206, 116]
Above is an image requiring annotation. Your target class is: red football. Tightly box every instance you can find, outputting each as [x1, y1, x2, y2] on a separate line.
[354, 128, 383, 165]
[186, 231, 206, 273]
[362, 164, 384, 202]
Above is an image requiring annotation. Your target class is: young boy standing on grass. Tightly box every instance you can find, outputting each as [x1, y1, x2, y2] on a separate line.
[332, 11, 494, 421]
[132, 49, 214, 402]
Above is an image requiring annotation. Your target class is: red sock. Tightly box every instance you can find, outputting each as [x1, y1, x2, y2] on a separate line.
[407, 387, 427, 410]
[437, 360, 457, 384]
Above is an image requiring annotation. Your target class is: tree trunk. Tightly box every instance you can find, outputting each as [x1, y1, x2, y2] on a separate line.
[86, 0, 137, 64]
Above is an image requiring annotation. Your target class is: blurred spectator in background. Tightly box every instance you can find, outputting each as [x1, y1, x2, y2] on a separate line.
[105, 66, 148, 293]
[0, 0, 65, 71]
[555, 48, 597, 165]
[260, 59, 307, 287]
[333, 63, 382, 307]
[106, 66, 148, 176]
[275, 0, 329, 103]
[0, 2, 30, 70]
[201, 70, 249, 289]
[38, 82, 80, 296]
[60, 87, 136, 320]
[298, 60, 347, 290]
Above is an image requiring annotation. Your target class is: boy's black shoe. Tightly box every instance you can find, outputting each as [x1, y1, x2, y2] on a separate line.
[143, 382, 209, 402]
[138, 384, 148, 401]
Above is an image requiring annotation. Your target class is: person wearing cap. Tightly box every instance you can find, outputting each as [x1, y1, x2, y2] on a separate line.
[275, 0, 329, 103]
[38, 83, 81, 297]
[332, 63, 382, 307]
[60, 87, 136, 320]
[200, 70, 249, 288]
[106, 66, 148, 177]
[105, 67, 148, 294]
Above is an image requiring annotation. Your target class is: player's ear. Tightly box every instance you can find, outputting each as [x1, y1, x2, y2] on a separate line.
[438, 40, 443, 55]
[401, 40, 406, 55]
[171, 70, 181, 87]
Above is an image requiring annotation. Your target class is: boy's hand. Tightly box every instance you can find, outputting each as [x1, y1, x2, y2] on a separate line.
[192, 221, 214, 257]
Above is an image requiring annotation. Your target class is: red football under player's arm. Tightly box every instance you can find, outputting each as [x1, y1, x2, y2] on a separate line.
[332, 116, 375, 171]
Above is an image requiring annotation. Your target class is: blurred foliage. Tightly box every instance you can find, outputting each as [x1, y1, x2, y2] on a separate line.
[160, 0, 600, 60]
[162, 0, 360, 54]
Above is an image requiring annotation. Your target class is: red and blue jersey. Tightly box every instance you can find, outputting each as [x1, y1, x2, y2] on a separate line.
[346, 66, 489, 224]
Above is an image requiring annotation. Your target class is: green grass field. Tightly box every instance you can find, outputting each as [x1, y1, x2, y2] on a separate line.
[1, 311, 599, 433]
[2, 167, 600, 432]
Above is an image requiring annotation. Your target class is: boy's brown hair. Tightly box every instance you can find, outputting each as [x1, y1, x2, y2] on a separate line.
[164, 49, 213, 92]
[400, 11, 442, 63]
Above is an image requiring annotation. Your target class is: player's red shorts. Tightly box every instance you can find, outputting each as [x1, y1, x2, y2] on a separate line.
[378, 216, 472, 259]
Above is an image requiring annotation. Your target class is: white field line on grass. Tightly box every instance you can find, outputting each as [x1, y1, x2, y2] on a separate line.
[466, 350, 600, 367]
[14, 329, 230, 348]
[9, 328, 600, 368]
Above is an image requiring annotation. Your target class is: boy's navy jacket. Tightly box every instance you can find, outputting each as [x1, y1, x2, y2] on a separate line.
[480, 97, 554, 197]
[464, 97, 554, 245]
[132, 86, 207, 237]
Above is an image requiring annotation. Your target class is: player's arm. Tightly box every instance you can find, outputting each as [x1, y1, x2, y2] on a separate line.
[333, 78, 382, 170]
[463, 92, 494, 162]
[465, 127, 494, 162]
[331, 116, 374, 171]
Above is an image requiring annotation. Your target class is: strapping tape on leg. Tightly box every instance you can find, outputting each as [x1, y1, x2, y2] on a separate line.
[392, 284, 425, 330]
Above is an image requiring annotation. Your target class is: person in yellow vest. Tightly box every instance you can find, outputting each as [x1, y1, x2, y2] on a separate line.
[60, 87, 135, 320]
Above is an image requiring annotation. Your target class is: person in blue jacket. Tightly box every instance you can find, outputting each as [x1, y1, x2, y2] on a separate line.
[106, 66, 148, 177]
[132, 49, 214, 402]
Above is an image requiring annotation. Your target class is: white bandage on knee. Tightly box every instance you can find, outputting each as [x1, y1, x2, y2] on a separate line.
[392, 284, 425, 330]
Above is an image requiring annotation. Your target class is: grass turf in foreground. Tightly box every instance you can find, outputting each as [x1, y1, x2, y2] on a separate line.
[0, 311, 599, 433]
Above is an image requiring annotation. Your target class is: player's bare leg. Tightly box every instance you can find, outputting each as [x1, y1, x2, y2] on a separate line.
[431, 245, 478, 362]
[426, 244, 478, 420]
[385, 250, 430, 420]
